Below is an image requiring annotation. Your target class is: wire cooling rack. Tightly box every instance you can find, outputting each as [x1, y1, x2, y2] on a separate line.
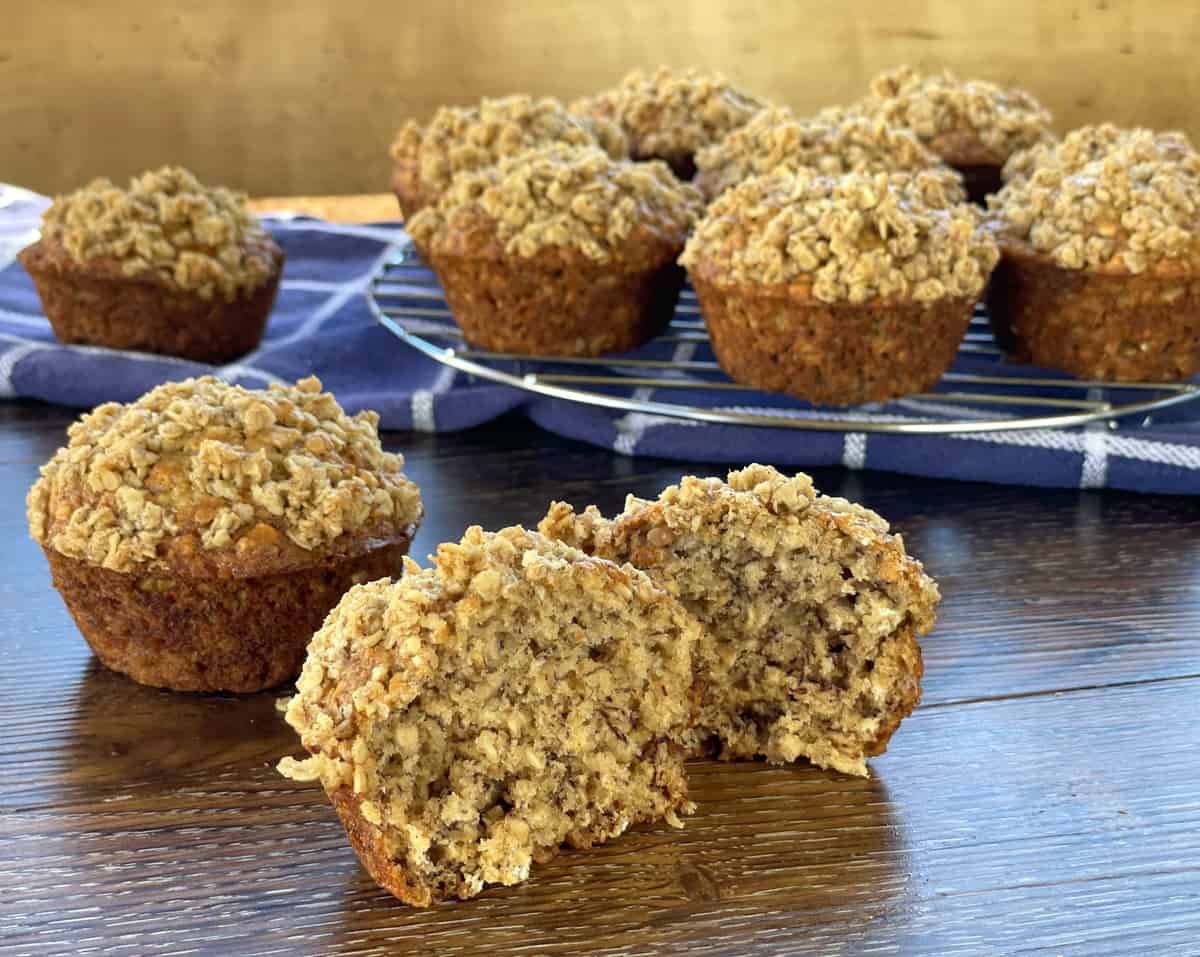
[367, 240, 1200, 434]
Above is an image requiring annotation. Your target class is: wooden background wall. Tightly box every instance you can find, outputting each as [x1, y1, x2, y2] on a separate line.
[4, 0, 1200, 197]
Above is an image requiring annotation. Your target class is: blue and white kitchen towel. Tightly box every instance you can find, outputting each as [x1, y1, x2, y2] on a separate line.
[2, 183, 1198, 494]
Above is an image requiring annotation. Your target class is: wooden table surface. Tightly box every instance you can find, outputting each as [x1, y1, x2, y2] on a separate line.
[4, 198, 1200, 956]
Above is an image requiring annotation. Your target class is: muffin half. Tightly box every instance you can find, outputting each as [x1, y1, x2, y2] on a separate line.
[679, 168, 998, 405]
[855, 65, 1054, 202]
[278, 525, 700, 906]
[18, 166, 283, 362]
[571, 66, 767, 180]
[694, 105, 960, 201]
[388, 94, 627, 222]
[987, 126, 1200, 381]
[541, 465, 938, 777]
[407, 144, 703, 356]
[27, 376, 423, 693]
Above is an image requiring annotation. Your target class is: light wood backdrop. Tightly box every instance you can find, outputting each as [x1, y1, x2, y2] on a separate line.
[4, 0, 1200, 197]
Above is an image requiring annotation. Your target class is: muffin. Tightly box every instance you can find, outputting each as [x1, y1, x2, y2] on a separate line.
[407, 144, 703, 356]
[679, 168, 999, 405]
[278, 525, 700, 906]
[571, 66, 767, 180]
[987, 126, 1200, 381]
[694, 105, 961, 201]
[541, 465, 938, 777]
[17, 166, 283, 362]
[27, 376, 423, 693]
[388, 94, 627, 222]
[856, 65, 1054, 202]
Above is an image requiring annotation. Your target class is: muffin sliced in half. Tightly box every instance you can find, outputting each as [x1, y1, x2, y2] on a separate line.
[694, 105, 960, 201]
[389, 94, 627, 221]
[18, 166, 283, 362]
[27, 375, 422, 693]
[541, 465, 939, 777]
[571, 66, 767, 180]
[680, 167, 998, 405]
[407, 144, 703, 356]
[987, 126, 1200, 381]
[856, 65, 1054, 202]
[279, 525, 700, 906]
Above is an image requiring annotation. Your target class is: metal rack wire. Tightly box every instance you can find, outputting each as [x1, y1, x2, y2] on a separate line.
[367, 240, 1200, 434]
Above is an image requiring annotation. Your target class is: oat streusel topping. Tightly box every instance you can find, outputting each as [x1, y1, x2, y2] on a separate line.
[571, 66, 766, 160]
[680, 168, 998, 304]
[1002, 122, 1199, 183]
[859, 65, 1053, 160]
[27, 376, 422, 574]
[989, 127, 1200, 273]
[407, 145, 704, 262]
[389, 95, 627, 202]
[40, 166, 278, 301]
[694, 105, 957, 199]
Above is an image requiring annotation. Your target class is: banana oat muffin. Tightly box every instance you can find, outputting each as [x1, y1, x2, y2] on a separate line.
[679, 168, 999, 404]
[694, 105, 960, 201]
[407, 144, 703, 356]
[278, 525, 699, 906]
[987, 126, 1200, 381]
[27, 376, 422, 693]
[856, 65, 1054, 202]
[388, 94, 627, 222]
[18, 166, 283, 362]
[571, 66, 766, 180]
[541, 465, 938, 777]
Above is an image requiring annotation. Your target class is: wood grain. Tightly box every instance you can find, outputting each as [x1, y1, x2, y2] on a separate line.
[5, 1, 1200, 195]
[1, 395, 1199, 955]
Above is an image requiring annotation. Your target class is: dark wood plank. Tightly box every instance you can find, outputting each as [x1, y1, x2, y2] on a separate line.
[2, 398, 1199, 956]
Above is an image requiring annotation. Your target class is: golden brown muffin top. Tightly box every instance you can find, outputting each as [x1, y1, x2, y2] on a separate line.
[389, 94, 627, 203]
[680, 168, 998, 304]
[857, 65, 1054, 164]
[407, 144, 704, 263]
[694, 105, 958, 200]
[571, 66, 766, 162]
[1001, 122, 1199, 182]
[38, 166, 279, 301]
[27, 376, 422, 577]
[988, 127, 1200, 274]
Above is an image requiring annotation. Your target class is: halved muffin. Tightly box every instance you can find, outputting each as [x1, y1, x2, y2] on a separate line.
[18, 166, 283, 362]
[694, 105, 960, 201]
[856, 65, 1055, 202]
[541, 465, 939, 777]
[388, 94, 627, 222]
[571, 66, 767, 180]
[679, 168, 998, 404]
[407, 144, 703, 356]
[279, 525, 700, 905]
[987, 126, 1200, 381]
[27, 376, 422, 692]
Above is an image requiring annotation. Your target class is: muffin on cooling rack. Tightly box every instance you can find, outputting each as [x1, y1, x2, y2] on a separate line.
[855, 65, 1054, 202]
[693, 104, 962, 201]
[388, 94, 627, 222]
[406, 144, 703, 356]
[27, 376, 423, 693]
[279, 525, 699, 906]
[571, 66, 767, 180]
[541, 464, 938, 776]
[987, 126, 1200, 382]
[679, 167, 998, 405]
[17, 166, 283, 362]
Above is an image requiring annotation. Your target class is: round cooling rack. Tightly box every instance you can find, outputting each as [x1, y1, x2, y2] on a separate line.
[367, 241, 1200, 434]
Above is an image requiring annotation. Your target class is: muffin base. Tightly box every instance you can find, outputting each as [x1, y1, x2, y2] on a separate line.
[390, 158, 426, 221]
[693, 279, 975, 404]
[330, 789, 435, 907]
[988, 247, 1200, 381]
[429, 250, 684, 356]
[45, 540, 412, 693]
[18, 239, 282, 363]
